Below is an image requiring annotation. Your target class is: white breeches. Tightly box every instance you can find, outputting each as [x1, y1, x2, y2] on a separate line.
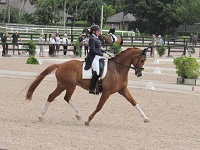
[92, 55, 101, 75]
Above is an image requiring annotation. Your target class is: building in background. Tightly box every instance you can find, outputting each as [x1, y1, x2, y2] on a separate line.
[106, 12, 136, 30]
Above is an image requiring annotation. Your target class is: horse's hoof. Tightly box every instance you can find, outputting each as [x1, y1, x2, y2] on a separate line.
[85, 121, 90, 126]
[38, 117, 44, 122]
[144, 118, 150, 123]
[76, 115, 81, 121]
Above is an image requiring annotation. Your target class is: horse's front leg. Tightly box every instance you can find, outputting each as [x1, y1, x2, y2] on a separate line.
[118, 87, 150, 123]
[85, 94, 110, 126]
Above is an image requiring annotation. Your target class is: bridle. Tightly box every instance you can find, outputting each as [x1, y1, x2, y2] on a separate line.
[108, 50, 147, 71]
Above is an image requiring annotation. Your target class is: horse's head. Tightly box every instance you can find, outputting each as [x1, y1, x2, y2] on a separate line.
[132, 48, 148, 77]
[82, 27, 89, 35]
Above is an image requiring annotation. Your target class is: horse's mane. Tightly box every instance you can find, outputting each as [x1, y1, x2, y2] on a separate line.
[111, 47, 140, 60]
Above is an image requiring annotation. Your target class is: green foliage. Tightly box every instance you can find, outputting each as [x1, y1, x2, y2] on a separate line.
[2, 7, 19, 23]
[79, 0, 103, 25]
[103, 5, 116, 23]
[3, 0, 200, 36]
[191, 47, 195, 54]
[31, 0, 60, 25]
[126, 0, 200, 35]
[156, 44, 166, 57]
[74, 40, 81, 56]
[173, 56, 200, 79]
[175, 0, 200, 25]
[26, 56, 39, 64]
[109, 42, 122, 54]
[27, 40, 36, 56]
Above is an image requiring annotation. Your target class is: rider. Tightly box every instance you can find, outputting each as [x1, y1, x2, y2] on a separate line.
[108, 24, 116, 42]
[84, 25, 109, 94]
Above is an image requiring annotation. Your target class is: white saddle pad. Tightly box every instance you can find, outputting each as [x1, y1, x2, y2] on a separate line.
[109, 33, 117, 42]
[82, 58, 108, 79]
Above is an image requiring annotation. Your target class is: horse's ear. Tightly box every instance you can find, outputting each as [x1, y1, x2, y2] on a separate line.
[142, 48, 148, 56]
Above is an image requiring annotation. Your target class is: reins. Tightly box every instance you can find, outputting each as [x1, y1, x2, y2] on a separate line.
[107, 52, 144, 70]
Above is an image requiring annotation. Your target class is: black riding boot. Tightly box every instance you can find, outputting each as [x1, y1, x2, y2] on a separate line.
[89, 72, 99, 94]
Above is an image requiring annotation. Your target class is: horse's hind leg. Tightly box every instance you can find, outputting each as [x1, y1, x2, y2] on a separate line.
[38, 83, 65, 122]
[63, 84, 81, 121]
[118, 87, 150, 123]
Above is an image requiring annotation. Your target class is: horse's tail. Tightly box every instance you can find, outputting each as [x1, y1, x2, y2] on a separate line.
[26, 64, 59, 101]
[120, 36, 123, 45]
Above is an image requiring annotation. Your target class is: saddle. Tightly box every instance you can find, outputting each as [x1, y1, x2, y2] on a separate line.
[108, 33, 117, 43]
[82, 58, 108, 94]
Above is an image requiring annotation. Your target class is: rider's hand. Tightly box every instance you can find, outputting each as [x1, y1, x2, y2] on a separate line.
[102, 53, 109, 58]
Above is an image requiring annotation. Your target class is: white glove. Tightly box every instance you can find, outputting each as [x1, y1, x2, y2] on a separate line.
[106, 52, 115, 57]
[102, 53, 109, 58]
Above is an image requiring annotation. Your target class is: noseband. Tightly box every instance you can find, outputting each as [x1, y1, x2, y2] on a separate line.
[134, 54, 145, 71]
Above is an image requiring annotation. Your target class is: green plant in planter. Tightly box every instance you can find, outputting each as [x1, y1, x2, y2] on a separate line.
[191, 47, 195, 54]
[173, 56, 200, 79]
[187, 47, 195, 57]
[156, 44, 166, 57]
[74, 40, 81, 56]
[27, 40, 36, 56]
[109, 42, 122, 54]
[26, 56, 39, 64]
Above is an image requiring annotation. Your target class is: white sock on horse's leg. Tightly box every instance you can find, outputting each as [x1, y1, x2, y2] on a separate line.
[38, 101, 51, 121]
[68, 100, 81, 117]
[41, 101, 51, 117]
[135, 104, 149, 121]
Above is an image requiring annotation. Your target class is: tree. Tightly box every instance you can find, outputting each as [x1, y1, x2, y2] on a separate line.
[79, 0, 115, 25]
[30, 0, 61, 24]
[127, 0, 179, 35]
[103, 0, 125, 12]
[19, 0, 27, 21]
[79, 0, 104, 25]
[125, 0, 200, 35]
[174, 0, 200, 25]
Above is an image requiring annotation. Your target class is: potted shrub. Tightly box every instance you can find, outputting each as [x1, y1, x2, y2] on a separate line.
[109, 42, 122, 54]
[187, 47, 195, 57]
[74, 40, 81, 57]
[173, 56, 200, 85]
[27, 40, 36, 56]
[26, 56, 39, 64]
[156, 44, 166, 57]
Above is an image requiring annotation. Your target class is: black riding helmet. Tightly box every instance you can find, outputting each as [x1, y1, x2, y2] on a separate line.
[90, 25, 100, 35]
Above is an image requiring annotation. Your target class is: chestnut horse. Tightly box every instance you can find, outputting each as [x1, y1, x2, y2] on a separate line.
[99, 34, 123, 45]
[26, 47, 150, 126]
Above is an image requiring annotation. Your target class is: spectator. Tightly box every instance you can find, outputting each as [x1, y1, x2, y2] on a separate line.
[10, 31, 22, 55]
[1, 31, 8, 56]
[39, 33, 46, 57]
[150, 34, 157, 57]
[55, 33, 61, 56]
[62, 34, 71, 55]
[84, 35, 89, 56]
[157, 35, 164, 46]
[49, 34, 55, 57]
[78, 33, 83, 55]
